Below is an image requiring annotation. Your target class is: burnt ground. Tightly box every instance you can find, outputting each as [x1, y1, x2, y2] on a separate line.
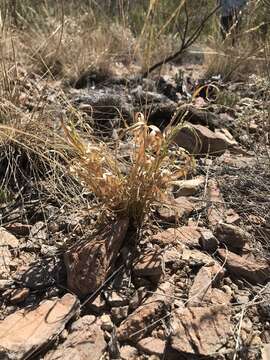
[0, 57, 270, 360]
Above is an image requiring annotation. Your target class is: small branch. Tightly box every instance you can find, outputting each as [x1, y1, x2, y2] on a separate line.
[142, 4, 220, 78]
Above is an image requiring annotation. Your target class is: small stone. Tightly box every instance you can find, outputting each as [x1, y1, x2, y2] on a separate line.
[0, 227, 19, 248]
[207, 179, 226, 227]
[120, 345, 138, 360]
[156, 329, 166, 340]
[48, 222, 60, 233]
[137, 337, 166, 356]
[4, 223, 31, 237]
[199, 228, 219, 252]
[262, 343, 270, 360]
[44, 315, 106, 360]
[225, 208, 240, 225]
[215, 222, 250, 250]
[173, 123, 228, 156]
[222, 285, 233, 297]
[148, 356, 160, 360]
[172, 176, 205, 197]
[10, 288, 29, 304]
[133, 249, 162, 278]
[250, 334, 262, 347]
[152, 226, 201, 248]
[59, 329, 68, 341]
[101, 314, 113, 332]
[171, 305, 232, 356]
[0, 294, 79, 360]
[111, 306, 129, 325]
[105, 291, 129, 307]
[86, 294, 106, 315]
[157, 196, 194, 223]
[45, 286, 61, 298]
[234, 293, 250, 304]
[218, 249, 270, 284]
[0, 279, 14, 291]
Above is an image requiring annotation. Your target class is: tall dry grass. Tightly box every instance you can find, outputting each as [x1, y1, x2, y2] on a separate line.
[204, 0, 269, 81]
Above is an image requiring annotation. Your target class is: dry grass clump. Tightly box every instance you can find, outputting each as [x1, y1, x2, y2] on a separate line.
[204, 0, 268, 81]
[204, 43, 262, 82]
[1, 5, 138, 81]
[0, 0, 220, 82]
[0, 111, 85, 210]
[62, 113, 192, 225]
[24, 20, 137, 79]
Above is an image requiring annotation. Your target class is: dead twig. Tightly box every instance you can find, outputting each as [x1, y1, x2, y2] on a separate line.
[142, 4, 220, 78]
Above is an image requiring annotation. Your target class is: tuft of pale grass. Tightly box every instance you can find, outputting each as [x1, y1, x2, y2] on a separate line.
[62, 113, 193, 226]
[204, 0, 269, 81]
[0, 113, 86, 211]
[204, 41, 264, 82]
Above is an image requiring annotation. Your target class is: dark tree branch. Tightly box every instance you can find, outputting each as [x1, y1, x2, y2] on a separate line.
[142, 4, 220, 78]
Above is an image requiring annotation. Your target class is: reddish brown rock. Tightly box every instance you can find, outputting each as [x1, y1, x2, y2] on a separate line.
[0, 227, 19, 248]
[188, 267, 212, 306]
[85, 294, 106, 315]
[44, 315, 106, 360]
[215, 222, 250, 250]
[157, 196, 194, 223]
[218, 249, 270, 284]
[173, 123, 228, 156]
[181, 248, 214, 265]
[214, 128, 237, 147]
[133, 249, 162, 277]
[117, 297, 164, 342]
[262, 343, 270, 360]
[4, 223, 31, 237]
[111, 306, 129, 324]
[172, 176, 205, 197]
[198, 228, 219, 252]
[171, 305, 232, 356]
[152, 226, 201, 248]
[225, 208, 240, 225]
[65, 217, 129, 297]
[0, 227, 19, 280]
[211, 288, 231, 305]
[120, 345, 138, 360]
[0, 294, 79, 360]
[207, 179, 226, 227]
[117, 282, 173, 342]
[10, 288, 30, 304]
[188, 266, 229, 307]
[137, 337, 166, 356]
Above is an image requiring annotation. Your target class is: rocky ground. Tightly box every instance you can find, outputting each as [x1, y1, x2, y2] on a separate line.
[0, 57, 270, 360]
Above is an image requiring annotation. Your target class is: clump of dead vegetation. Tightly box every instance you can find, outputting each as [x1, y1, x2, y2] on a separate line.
[62, 112, 193, 226]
